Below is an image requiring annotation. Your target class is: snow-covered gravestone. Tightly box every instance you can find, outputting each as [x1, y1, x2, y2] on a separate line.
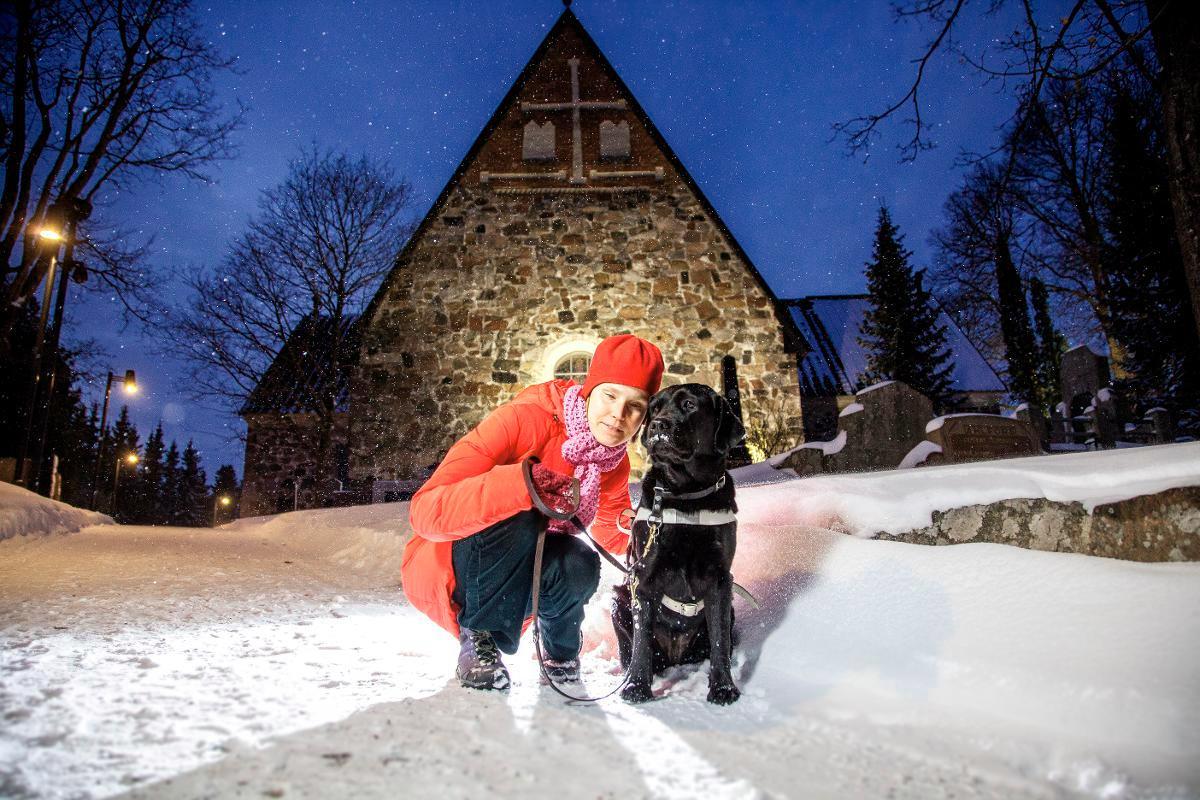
[925, 414, 1042, 465]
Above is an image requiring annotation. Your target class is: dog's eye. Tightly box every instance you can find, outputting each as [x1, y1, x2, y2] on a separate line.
[682, 399, 697, 412]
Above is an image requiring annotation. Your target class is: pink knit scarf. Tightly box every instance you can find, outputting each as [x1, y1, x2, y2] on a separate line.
[550, 384, 627, 533]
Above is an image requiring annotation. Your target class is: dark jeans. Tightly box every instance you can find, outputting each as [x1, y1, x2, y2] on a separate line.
[451, 510, 600, 661]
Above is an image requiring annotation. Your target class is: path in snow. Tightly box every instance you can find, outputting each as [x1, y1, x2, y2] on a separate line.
[1, 491, 1197, 800]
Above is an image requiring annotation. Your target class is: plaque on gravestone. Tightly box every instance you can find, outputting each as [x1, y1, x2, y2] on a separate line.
[926, 414, 1042, 465]
[522, 121, 556, 161]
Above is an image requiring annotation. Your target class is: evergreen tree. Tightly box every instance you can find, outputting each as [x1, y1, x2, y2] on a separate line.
[994, 233, 1042, 413]
[212, 464, 240, 525]
[179, 441, 208, 527]
[135, 424, 167, 524]
[1030, 277, 1065, 413]
[858, 206, 956, 410]
[108, 406, 141, 521]
[163, 441, 182, 525]
[1101, 78, 1200, 431]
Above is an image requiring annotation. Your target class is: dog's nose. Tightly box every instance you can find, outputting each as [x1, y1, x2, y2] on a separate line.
[648, 417, 670, 433]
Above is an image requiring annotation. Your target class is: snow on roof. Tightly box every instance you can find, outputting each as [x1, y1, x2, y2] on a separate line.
[786, 295, 1006, 395]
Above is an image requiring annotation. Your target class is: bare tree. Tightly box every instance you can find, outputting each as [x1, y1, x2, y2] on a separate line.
[166, 148, 416, 488]
[835, 0, 1200, 345]
[0, 0, 240, 340]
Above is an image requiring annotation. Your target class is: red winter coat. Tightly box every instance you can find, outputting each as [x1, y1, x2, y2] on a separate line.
[404, 379, 632, 637]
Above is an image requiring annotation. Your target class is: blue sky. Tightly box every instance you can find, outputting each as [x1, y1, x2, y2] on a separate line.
[68, 0, 1043, 476]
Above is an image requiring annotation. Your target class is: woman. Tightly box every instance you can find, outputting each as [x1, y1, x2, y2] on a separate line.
[405, 334, 664, 690]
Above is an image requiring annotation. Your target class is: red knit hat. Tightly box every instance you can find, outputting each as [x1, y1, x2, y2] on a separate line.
[581, 335, 664, 399]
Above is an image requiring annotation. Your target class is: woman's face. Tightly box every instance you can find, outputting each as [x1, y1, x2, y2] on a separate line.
[586, 382, 650, 447]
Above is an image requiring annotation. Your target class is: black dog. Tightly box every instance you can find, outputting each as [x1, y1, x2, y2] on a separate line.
[612, 383, 745, 705]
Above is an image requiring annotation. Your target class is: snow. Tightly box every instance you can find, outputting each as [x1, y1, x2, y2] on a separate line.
[1097, 388, 1114, 402]
[798, 428, 847, 456]
[838, 401, 864, 417]
[2, 444, 1199, 799]
[897, 439, 943, 469]
[855, 379, 896, 396]
[0, 481, 111, 541]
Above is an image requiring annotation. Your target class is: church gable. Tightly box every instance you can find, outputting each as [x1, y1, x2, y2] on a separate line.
[350, 9, 804, 481]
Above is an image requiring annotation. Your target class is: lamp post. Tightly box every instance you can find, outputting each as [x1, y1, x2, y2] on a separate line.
[17, 197, 92, 495]
[91, 370, 138, 509]
[112, 452, 139, 516]
[212, 494, 232, 527]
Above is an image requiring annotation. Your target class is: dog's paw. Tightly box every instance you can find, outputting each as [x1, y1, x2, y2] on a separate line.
[707, 683, 740, 705]
[621, 681, 654, 704]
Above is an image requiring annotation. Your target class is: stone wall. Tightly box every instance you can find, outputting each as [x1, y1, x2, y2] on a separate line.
[350, 185, 803, 481]
[876, 486, 1200, 562]
[241, 412, 350, 518]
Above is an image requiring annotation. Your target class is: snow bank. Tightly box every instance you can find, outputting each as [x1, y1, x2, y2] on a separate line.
[0, 481, 111, 541]
[738, 441, 1200, 536]
[222, 501, 412, 582]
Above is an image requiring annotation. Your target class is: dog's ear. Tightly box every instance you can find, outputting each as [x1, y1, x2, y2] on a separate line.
[712, 392, 745, 453]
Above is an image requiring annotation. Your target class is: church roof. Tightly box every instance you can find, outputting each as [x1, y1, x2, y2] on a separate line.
[240, 314, 361, 416]
[785, 295, 1006, 396]
[360, 7, 801, 351]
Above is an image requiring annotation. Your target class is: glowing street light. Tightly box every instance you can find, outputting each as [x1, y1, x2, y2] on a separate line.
[112, 450, 140, 515]
[212, 494, 233, 527]
[91, 370, 140, 509]
[37, 226, 64, 242]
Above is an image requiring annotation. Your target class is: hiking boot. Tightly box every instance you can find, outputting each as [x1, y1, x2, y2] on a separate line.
[457, 628, 510, 690]
[541, 656, 580, 684]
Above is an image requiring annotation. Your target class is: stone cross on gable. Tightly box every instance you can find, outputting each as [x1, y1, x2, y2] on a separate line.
[522, 58, 625, 184]
[480, 59, 664, 186]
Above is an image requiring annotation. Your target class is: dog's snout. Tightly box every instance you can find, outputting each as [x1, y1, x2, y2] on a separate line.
[648, 416, 670, 433]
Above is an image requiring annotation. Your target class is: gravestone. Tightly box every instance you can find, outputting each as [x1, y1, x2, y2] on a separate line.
[783, 380, 932, 475]
[925, 414, 1041, 464]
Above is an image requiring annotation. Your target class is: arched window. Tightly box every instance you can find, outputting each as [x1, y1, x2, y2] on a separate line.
[554, 353, 591, 383]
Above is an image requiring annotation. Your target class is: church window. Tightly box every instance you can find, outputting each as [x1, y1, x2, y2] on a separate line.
[401, 352, 414, 369]
[523, 121, 556, 161]
[554, 353, 591, 383]
[599, 120, 631, 160]
[721, 355, 743, 416]
[680, 271, 689, 284]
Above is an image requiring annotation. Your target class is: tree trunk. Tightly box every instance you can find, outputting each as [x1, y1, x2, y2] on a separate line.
[1147, 0, 1200, 345]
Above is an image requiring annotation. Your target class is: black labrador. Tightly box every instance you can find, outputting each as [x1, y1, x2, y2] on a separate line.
[612, 383, 745, 705]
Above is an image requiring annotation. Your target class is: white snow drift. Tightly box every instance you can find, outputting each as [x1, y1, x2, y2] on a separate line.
[0, 443, 1198, 799]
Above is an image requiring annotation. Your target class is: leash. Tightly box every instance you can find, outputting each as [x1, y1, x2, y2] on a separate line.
[523, 458, 630, 703]
[519, 458, 761, 703]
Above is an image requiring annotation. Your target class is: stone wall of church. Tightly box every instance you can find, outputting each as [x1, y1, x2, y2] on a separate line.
[241, 412, 350, 517]
[348, 185, 803, 481]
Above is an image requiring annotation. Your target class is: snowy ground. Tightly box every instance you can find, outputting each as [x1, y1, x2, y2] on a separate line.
[2, 444, 1198, 799]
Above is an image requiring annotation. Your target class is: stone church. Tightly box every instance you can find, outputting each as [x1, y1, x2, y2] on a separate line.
[239, 7, 806, 516]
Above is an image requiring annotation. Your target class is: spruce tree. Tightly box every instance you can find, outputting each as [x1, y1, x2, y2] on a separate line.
[1101, 79, 1200, 430]
[858, 206, 956, 410]
[179, 441, 208, 527]
[163, 441, 182, 525]
[1030, 277, 1065, 413]
[994, 234, 1042, 414]
[108, 406, 141, 521]
[212, 464, 240, 524]
[137, 424, 167, 524]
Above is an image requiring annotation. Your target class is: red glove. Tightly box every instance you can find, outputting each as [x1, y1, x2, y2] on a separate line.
[531, 463, 578, 517]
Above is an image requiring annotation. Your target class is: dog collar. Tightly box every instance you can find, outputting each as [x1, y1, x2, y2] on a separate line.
[644, 474, 728, 524]
[633, 507, 737, 526]
[661, 595, 705, 617]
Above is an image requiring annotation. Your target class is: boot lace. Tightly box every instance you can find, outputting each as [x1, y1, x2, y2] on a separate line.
[472, 631, 499, 666]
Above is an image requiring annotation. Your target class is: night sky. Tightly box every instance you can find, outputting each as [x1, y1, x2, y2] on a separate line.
[68, 0, 1046, 477]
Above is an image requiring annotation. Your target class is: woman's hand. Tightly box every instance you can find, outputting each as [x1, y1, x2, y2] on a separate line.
[531, 463, 578, 517]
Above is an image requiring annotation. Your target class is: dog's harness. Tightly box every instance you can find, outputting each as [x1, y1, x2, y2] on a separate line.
[520, 458, 758, 703]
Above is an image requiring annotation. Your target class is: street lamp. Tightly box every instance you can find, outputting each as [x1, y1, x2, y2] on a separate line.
[18, 196, 93, 496]
[90, 370, 138, 509]
[212, 494, 232, 527]
[112, 451, 139, 515]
